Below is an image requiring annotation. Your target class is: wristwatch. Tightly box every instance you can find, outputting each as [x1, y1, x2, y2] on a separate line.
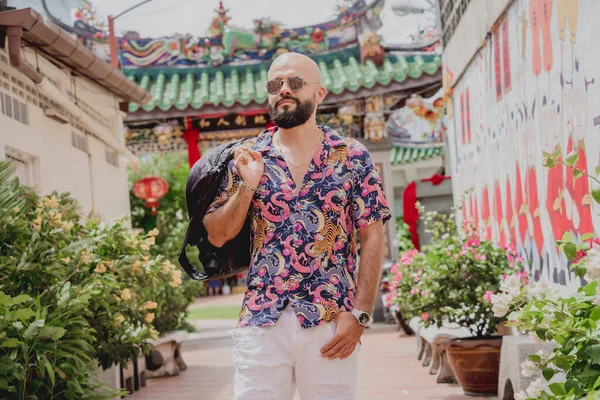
[351, 308, 371, 326]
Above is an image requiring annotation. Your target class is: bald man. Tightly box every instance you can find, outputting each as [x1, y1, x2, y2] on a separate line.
[203, 53, 391, 400]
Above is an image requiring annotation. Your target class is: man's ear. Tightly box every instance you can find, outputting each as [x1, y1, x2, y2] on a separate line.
[316, 86, 327, 104]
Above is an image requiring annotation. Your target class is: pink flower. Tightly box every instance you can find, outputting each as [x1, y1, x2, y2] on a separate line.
[475, 254, 481, 261]
[507, 255, 514, 262]
[421, 290, 428, 296]
[467, 237, 480, 247]
[421, 312, 429, 322]
[510, 262, 515, 268]
[573, 250, 587, 264]
[391, 263, 399, 274]
[483, 291, 494, 302]
[410, 288, 419, 295]
[446, 251, 451, 256]
[417, 269, 423, 276]
[459, 249, 467, 256]
[384, 292, 394, 307]
[481, 255, 487, 261]
[396, 272, 403, 282]
[593, 238, 600, 246]
[413, 276, 420, 283]
[454, 254, 459, 259]
[516, 257, 525, 263]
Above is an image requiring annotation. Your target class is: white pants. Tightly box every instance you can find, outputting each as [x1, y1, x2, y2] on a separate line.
[230, 306, 359, 400]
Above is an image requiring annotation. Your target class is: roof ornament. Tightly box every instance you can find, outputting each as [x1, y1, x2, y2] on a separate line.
[209, 1, 231, 37]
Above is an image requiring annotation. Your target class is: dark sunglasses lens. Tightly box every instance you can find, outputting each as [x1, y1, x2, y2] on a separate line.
[288, 77, 304, 91]
[267, 80, 283, 94]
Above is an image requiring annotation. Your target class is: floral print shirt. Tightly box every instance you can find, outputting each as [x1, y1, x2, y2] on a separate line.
[206, 126, 391, 329]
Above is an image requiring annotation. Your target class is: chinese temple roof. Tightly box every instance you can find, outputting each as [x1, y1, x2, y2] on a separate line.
[126, 51, 441, 113]
[390, 144, 443, 165]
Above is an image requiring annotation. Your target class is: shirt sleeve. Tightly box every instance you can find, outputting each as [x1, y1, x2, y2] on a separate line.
[351, 144, 391, 231]
[205, 158, 239, 215]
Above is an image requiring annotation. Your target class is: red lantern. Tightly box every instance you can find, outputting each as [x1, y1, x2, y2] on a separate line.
[132, 177, 169, 216]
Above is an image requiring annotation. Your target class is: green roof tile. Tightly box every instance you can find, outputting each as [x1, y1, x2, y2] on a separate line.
[127, 54, 441, 113]
[391, 145, 443, 165]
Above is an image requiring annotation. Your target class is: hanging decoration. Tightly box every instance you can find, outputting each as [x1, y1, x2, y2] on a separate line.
[132, 177, 169, 216]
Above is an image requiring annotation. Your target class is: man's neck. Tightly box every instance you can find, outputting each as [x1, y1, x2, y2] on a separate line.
[277, 123, 323, 150]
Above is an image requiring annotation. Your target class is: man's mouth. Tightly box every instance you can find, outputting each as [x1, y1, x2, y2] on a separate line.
[278, 99, 297, 107]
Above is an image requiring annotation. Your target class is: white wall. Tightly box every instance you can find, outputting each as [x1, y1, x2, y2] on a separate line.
[0, 46, 131, 221]
[444, 0, 600, 289]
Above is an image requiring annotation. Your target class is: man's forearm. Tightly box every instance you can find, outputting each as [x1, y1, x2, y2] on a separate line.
[354, 223, 385, 313]
[204, 188, 254, 247]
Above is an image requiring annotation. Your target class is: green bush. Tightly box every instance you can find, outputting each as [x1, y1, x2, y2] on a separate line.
[0, 161, 183, 398]
[128, 153, 204, 335]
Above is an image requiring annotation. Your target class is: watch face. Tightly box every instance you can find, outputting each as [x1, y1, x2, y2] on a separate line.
[359, 313, 369, 325]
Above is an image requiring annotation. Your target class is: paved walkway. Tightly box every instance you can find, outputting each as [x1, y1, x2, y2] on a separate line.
[129, 295, 494, 400]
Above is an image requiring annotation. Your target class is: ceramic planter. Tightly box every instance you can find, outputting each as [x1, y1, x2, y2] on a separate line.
[446, 336, 503, 396]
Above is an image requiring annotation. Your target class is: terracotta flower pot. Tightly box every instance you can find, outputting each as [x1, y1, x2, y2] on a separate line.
[446, 336, 503, 396]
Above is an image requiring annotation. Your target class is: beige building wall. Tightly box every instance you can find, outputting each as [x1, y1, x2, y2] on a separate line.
[0, 46, 131, 220]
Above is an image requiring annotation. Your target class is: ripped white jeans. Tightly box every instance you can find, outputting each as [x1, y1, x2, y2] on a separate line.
[230, 306, 359, 400]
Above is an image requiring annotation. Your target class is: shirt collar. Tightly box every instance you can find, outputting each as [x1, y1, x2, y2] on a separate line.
[252, 125, 347, 156]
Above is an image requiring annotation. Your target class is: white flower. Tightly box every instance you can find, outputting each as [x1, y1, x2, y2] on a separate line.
[525, 378, 545, 398]
[514, 391, 529, 400]
[490, 292, 512, 317]
[585, 243, 600, 281]
[521, 359, 538, 377]
[500, 274, 522, 298]
[536, 349, 548, 359]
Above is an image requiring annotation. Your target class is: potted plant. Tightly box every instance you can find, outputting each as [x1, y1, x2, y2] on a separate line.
[393, 206, 527, 396]
[490, 151, 600, 400]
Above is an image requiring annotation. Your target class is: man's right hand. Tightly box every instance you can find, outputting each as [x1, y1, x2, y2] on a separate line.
[233, 146, 264, 189]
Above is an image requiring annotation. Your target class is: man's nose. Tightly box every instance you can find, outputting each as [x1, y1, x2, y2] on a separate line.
[279, 80, 294, 97]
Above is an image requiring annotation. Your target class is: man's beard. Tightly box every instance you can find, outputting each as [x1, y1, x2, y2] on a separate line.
[268, 95, 315, 129]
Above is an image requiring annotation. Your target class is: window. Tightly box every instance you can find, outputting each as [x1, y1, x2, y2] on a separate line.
[105, 148, 119, 167]
[5, 147, 37, 188]
[71, 131, 88, 153]
[0, 91, 28, 125]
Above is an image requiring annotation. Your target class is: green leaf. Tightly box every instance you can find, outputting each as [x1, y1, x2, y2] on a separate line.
[552, 147, 562, 159]
[554, 356, 571, 370]
[576, 264, 588, 278]
[12, 308, 35, 322]
[38, 327, 66, 341]
[586, 345, 600, 364]
[23, 319, 45, 340]
[529, 354, 542, 363]
[596, 166, 600, 176]
[554, 312, 567, 322]
[584, 282, 599, 296]
[579, 369, 600, 378]
[566, 150, 580, 166]
[582, 233, 597, 241]
[566, 378, 580, 394]
[549, 382, 567, 396]
[574, 169, 585, 180]
[562, 231, 574, 243]
[564, 243, 577, 259]
[1, 338, 18, 348]
[588, 391, 600, 400]
[595, 376, 600, 390]
[591, 309, 600, 321]
[593, 188, 600, 205]
[44, 359, 55, 387]
[536, 328, 548, 341]
[11, 294, 30, 305]
[542, 367, 555, 381]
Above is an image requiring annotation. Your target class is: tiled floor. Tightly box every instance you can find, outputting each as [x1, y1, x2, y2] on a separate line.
[128, 295, 496, 400]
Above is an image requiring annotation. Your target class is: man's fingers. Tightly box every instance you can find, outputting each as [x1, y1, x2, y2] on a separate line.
[339, 344, 356, 360]
[321, 336, 347, 358]
[320, 334, 343, 355]
[234, 152, 251, 166]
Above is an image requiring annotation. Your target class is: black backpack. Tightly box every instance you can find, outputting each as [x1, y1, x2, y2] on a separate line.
[178, 138, 252, 281]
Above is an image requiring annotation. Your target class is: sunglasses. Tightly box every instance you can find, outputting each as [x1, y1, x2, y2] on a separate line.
[266, 76, 320, 95]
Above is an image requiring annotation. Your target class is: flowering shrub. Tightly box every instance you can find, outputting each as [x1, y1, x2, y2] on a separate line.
[491, 152, 600, 400]
[0, 162, 184, 397]
[389, 204, 526, 337]
[129, 152, 204, 334]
